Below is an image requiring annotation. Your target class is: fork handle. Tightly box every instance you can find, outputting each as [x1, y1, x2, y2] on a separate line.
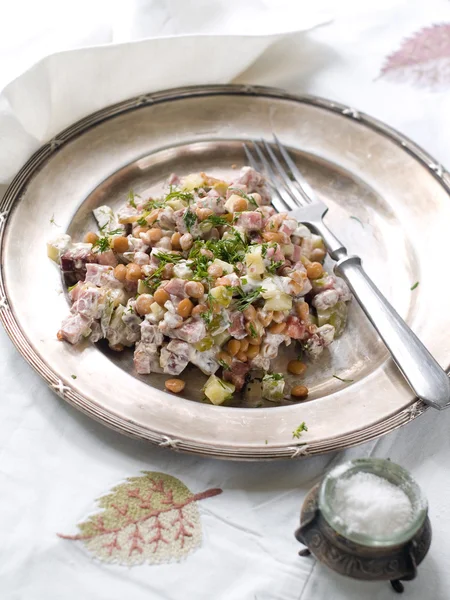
[334, 254, 450, 410]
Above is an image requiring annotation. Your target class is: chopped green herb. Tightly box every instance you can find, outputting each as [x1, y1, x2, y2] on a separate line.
[154, 251, 184, 264]
[67, 284, 77, 292]
[201, 214, 229, 228]
[127, 189, 140, 208]
[165, 187, 194, 204]
[261, 243, 268, 258]
[136, 216, 148, 227]
[92, 236, 111, 253]
[410, 281, 419, 291]
[333, 374, 354, 383]
[241, 277, 247, 285]
[107, 228, 123, 236]
[49, 214, 60, 227]
[234, 286, 264, 311]
[229, 187, 258, 208]
[218, 359, 231, 370]
[183, 209, 197, 232]
[292, 422, 308, 439]
[269, 373, 283, 381]
[266, 260, 284, 274]
[71, 374, 77, 380]
[249, 323, 258, 338]
[350, 216, 364, 227]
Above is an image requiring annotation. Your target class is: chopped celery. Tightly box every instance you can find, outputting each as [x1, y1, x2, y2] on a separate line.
[316, 301, 348, 337]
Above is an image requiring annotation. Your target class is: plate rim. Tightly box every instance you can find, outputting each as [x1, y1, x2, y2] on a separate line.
[2, 82, 446, 459]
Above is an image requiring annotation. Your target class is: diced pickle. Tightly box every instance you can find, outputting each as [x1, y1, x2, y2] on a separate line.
[210, 285, 232, 307]
[203, 375, 235, 405]
[137, 280, 152, 295]
[194, 337, 214, 351]
[316, 301, 348, 337]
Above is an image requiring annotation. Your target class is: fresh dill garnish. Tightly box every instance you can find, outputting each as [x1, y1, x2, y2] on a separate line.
[266, 260, 283, 274]
[350, 216, 364, 227]
[165, 187, 194, 204]
[183, 209, 197, 232]
[218, 359, 231, 370]
[201, 214, 230, 228]
[410, 281, 419, 291]
[269, 373, 283, 381]
[228, 187, 258, 208]
[107, 228, 123, 236]
[136, 216, 148, 226]
[261, 243, 268, 258]
[127, 189, 140, 208]
[49, 214, 60, 227]
[202, 230, 248, 265]
[332, 374, 354, 383]
[71, 374, 77, 379]
[144, 199, 166, 211]
[154, 250, 184, 263]
[292, 422, 308, 439]
[92, 236, 111, 253]
[234, 286, 264, 311]
[200, 292, 215, 325]
[249, 323, 258, 338]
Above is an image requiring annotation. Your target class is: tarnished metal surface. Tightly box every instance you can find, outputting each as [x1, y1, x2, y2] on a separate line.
[1, 84, 449, 459]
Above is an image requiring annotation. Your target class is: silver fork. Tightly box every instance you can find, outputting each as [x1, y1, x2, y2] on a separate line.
[244, 136, 450, 410]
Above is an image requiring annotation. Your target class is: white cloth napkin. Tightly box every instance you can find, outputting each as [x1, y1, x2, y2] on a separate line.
[2, 1, 450, 599]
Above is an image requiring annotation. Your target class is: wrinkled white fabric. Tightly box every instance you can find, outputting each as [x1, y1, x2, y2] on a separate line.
[2, 0, 450, 599]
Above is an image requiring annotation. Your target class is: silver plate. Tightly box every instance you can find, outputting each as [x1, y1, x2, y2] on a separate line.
[1, 84, 450, 460]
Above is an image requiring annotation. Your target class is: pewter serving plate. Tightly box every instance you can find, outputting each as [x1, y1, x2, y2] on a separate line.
[1, 85, 450, 460]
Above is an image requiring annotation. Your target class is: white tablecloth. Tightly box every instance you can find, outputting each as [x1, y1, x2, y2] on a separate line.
[2, 1, 450, 598]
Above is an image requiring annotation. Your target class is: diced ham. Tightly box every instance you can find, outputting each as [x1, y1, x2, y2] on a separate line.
[285, 316, 307, 340]
[141, 320, 164, 345]
[312, 289, 339, 311]
[228, 312, 247, 340]
[60, 247, 97, 285]
[58, 313, 92, 345]
[85, 263, 122, 289]
[163, 278, 187, 298]
[292, 245, 302, 262]
[261, 332, 285, 359]
[134, 251, 150, 265]
[189, 347, 219, 375]
[159, 311, 184, 335]
[71, 286, 105, 319]
[167, 173, 180, 186]
[159, 207, 176, 230]
[266, 243, 285, 262]
[335, 277, 352, 303]
[279, 217, 298, 236]
[160, 340, 190, 375]
[231, 166, 271, 204]
[235, 211, 262, 231]
[305, 324, 335, 358]
[170, 318, 206, 343]
[134, 342, 163, 374]
[196, 196, 226, 214]
[127, 236, 149, 253]
[311, 275, 336, 294]
[97, 250, 118, 267]
[223, 360, 250, 391]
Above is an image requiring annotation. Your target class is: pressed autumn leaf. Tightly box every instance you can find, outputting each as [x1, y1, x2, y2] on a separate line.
[380, 24, 450, 91]
[58, 471, 222, 565]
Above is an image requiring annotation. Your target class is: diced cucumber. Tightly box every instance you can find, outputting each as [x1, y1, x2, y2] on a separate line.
[262, 374, 285, 401]
[212, 331, 231, 348]
[212, 258, 234, 274]
[316, 301, 348, 337]
[203, 375, 235, 405]
[166, 199, 186, 211]
[213, 181, 229, 196]
[137, 280, 152, 295]
[194, 337, 214, 351]
[210, 285, 233, 307]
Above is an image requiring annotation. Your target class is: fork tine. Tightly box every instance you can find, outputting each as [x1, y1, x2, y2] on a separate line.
[244, 143, 291, 212]
[251, 141, 298, 211]
[243, 143, 259, 172]
[273, 134, 314, 203]
[261, 139, 308, 209]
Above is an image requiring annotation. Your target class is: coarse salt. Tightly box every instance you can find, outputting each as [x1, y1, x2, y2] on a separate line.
[331, 472, 413, 538]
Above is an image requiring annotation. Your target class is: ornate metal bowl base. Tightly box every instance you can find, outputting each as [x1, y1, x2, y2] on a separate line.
[295, 484, 432, 594]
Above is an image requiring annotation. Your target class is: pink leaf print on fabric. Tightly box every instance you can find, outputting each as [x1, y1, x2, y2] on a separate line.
[58, 472, 222, 565]
[380, 23, 450, 91]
